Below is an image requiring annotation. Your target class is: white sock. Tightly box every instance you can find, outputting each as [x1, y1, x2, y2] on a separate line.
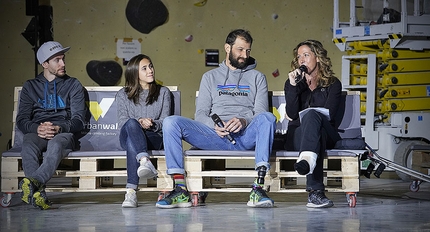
[297, 151, 317, 175]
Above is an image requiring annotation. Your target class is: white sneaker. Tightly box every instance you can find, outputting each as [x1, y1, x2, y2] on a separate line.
[137, 157, 158, 179]
[122, 189, 138, 208]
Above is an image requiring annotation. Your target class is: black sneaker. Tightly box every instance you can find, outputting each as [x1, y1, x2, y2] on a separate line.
[18, 177, 41, 204]
[306, 190, 334, 208]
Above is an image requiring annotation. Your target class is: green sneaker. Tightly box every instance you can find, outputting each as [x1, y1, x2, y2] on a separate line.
[18, 177, 41, 204]
[32, 189, 52, 210]
[156, 186, 192, 209]
[247, 184, 274, 208]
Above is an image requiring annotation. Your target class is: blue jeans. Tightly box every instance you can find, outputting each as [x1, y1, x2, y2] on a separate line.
[162, 112, 276, 175]
[21, 132, 75, 185]
[119, 119, 163, 189]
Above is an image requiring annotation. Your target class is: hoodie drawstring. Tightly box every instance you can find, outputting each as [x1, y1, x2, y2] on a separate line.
[53, 81, 57, 112]
[43, 81, 48, 110]
[224, 68, 244, 89]
[43, 80, 58, 112]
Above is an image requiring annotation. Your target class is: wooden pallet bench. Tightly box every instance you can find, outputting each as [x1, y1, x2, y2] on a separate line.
[1, 150, 173, 192]
[184, 150, 271, 192]
[183, 149, 362, 194]
[271, 150, 361, 193]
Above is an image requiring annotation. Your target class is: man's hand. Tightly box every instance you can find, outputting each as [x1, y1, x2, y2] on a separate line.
[214, 123, 230, 138]
[37, 122, 60, 140]
[138, 118, 154, 130]
[214, 117, 246, 138]
[224, 117, 245, 133]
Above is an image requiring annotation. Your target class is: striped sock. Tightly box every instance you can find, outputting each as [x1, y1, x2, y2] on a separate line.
[253, 178, 264, 188]
[173, 174, 187, 190]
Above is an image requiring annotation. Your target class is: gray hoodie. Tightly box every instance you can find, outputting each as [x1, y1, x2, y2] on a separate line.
[195, 57, 269, 128]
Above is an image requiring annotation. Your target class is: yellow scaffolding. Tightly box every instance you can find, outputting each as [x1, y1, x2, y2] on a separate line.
[379, 59, 430, 73]
[380, 85, 430, 99]
[378, 72, 430, 87]
[344, 38, 430, 116]
[377, 98, 430, 113]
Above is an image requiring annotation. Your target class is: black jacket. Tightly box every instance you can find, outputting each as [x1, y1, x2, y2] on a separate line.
[16, 73, 87, 134]
[284, 77, 342, 128]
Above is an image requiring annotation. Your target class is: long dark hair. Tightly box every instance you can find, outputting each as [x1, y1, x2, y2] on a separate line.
[291, 40, 336, 87]
[124, 54, 161, 105]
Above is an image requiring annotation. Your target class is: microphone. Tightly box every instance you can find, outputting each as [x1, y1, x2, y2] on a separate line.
[294, 65, 308, 84]
[211, 113, 236, 145]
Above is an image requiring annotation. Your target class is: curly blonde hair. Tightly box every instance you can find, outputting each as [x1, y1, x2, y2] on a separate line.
[290, 40, 336, 87]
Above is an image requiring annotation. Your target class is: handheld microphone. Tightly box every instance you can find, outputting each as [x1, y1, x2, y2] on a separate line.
[294, 65, 308, 84]
[211, 113, 236, 145]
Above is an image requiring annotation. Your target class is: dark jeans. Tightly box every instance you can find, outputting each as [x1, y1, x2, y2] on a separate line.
[21, 133, 75, 185]
[119, 119, 163, 189]
[285, 110, 341, 191]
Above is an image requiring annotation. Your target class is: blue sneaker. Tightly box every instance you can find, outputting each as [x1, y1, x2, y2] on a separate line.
[247, 184, 274, 208]
[156, 186, 192, 209]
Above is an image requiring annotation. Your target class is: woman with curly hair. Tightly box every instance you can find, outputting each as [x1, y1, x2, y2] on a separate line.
[284, 40, 342, 208]
[116, 54, 172, 208]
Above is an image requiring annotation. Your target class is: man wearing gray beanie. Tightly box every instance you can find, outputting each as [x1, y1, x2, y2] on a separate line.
[17, 41, 87, 210]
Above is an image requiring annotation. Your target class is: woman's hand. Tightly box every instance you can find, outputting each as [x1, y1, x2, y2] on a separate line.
[288, 68, 302, 86]
[138, 118, 153, 130]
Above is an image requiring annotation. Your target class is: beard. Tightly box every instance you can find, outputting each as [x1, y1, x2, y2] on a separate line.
[229, 50, 248, 69]
[49, 68, 66, 77]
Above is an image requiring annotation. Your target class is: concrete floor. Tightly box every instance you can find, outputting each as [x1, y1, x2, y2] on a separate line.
[1, 178, 430, 232]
